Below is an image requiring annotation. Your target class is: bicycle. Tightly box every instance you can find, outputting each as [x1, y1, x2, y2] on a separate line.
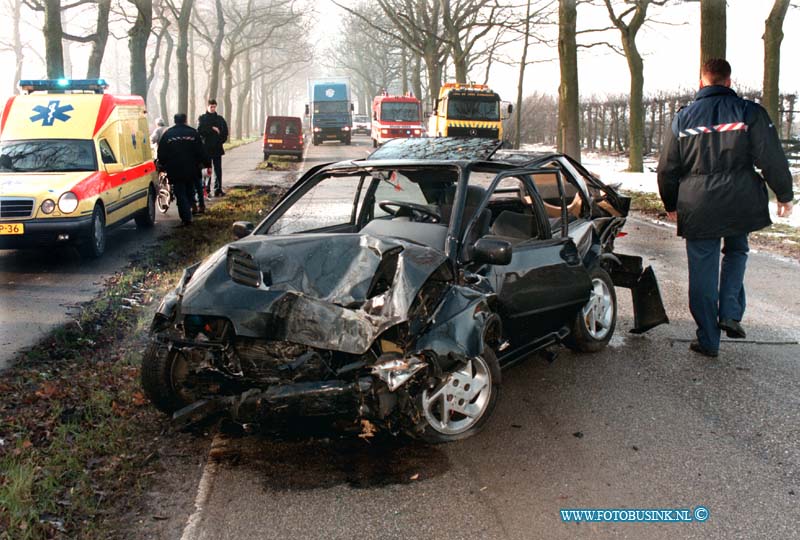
[156, 171, 174, 214]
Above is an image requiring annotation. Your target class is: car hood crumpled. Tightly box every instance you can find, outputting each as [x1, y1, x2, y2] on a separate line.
[177, 233, 449, 355]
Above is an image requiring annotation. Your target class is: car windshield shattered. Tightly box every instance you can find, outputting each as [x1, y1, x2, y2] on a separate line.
[0, 140, 97, 172]
[142, 137, 668, 443]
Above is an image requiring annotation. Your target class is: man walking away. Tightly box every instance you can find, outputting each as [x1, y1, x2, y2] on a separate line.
[198, 99, 229, 197]
[657, 58, 794, 358]
[150, 117, 167, 148]
[157, 113, 210, 226]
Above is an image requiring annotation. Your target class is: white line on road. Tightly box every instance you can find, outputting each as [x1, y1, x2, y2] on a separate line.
[180, 435, 223, 540]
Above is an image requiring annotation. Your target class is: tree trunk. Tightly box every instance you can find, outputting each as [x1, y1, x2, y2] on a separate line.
[235, 51, 252, 140]
[762, 0, 791, 124]
[176, 0, 195, 114]
[514, 0, 532, 149]
[223, 61, 233, 123]
[189, 29, 196, 123]
[11, 0, 23, 94]
[700, 0, 726, 70]
[558, 0, 580, 160]
[43, 0, 64, 78]
[784, 94, 795, 139]
[128, 0, 152, 100]
[159, 29, 173, 122]
[412, 55, 423, 106]
[87, 0, 111, 78]
[207, 0, 224, 101]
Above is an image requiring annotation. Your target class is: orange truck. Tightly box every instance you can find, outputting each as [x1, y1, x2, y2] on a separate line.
[370, 93, 424, 148]
[0, 79, 157, 258]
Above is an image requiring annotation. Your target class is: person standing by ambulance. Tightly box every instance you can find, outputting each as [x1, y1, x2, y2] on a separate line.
[657, 59, 794, 358]
[198, 99, 228, 197]
[157, 113, 209, 226]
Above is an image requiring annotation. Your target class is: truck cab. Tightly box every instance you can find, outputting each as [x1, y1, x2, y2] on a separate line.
[305, 79, 353, 146]
[428, 83, 512, 140]
[370, 93, 424, 148]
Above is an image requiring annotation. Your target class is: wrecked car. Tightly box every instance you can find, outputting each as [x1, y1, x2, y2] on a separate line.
[141, 138, 668, 443]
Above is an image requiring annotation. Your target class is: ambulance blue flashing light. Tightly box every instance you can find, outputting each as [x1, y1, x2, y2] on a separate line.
[18, 79, 109, 94]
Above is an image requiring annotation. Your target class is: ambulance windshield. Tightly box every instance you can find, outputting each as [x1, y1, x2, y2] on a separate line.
[0, 140, 97, 173]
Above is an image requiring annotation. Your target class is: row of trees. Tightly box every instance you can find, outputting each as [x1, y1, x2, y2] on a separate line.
[1, 1, 798, 161]
[505, 90, 800, 155]
[330, 0, 797, 172]
[3, 0, 314, 139]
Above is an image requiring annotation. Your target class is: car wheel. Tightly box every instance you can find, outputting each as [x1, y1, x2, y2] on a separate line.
[141, 340, 194, 414]
[419, 348, 501, 443]
[564, 266, 617, 352]
[78, 204, 106, 259]
[135, 185, 156, 228]
[263, 152, 270, 161]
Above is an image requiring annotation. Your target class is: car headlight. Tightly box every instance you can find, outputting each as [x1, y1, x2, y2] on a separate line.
[58, 192, 79, 213]
[40, 199, 56, 214]
[342, 126, 350, 131]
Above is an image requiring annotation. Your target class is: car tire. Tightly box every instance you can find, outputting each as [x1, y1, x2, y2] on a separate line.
[78, 204, 106, 259]
[372, 139, 377, 148]
[141, 340, 193, 414]
[564, 266, 617, 353]
[418, 348, 501, 444]
[263, 152, 270, 161]
[135, 185, 156, 228]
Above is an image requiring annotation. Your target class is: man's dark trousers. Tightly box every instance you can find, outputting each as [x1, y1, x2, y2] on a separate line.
[686, 234, 748, 351]
[172, 180, 195, 223]
[211, 155, 223, 193]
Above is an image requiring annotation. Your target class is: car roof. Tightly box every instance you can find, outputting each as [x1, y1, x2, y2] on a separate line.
[366, 137, 504, 161]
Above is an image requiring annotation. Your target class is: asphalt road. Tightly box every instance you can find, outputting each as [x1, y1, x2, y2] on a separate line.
[163, 136, 800, 540]
[0, 141, 298, 371]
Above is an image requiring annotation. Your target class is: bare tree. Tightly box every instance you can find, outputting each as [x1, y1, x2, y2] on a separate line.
[441, 0, 497, 82]
[165, 0, 194, 114]
[603, 0, 666, 172]
[333, 0, 449, 105]
[0, 0, 25, 94]
[762, 0, 791, 124]
[60, 0, 111, 78]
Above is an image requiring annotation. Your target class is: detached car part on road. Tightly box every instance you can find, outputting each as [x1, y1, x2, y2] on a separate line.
[142, 138, 668, 442]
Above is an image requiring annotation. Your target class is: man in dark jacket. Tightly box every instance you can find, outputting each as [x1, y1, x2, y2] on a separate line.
[657, 59, 794, 357]
[198, 99, 229, 197]
[157, 113, 210, 226]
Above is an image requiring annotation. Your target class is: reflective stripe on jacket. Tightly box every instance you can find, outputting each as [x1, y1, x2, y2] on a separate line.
[657, 85, 793, 239]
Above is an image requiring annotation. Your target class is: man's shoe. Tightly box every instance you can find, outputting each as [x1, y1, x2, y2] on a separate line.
[214, 190, 225, 197]
[197, 206, 206, 214]
[689, 340, 718, 358]
[719, 319, 746, 339]
[191, 203, 198, 215]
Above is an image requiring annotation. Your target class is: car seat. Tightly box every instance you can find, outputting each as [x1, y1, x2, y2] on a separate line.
[440, 185, 491, 252]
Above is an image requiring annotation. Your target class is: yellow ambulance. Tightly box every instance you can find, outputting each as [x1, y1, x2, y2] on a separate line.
[0, 79, 158, 258]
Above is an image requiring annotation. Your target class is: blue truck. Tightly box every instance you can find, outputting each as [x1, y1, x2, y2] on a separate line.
[306, 78, 353, 145]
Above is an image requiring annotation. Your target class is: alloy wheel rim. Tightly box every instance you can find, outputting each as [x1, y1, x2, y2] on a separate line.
[582, 277, 613, 339]
[422, 356, 492, 435]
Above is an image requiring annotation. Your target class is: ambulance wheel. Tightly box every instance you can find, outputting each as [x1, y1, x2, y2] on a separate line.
[79, 204, 107, 259]
[135, 185, 156, 229]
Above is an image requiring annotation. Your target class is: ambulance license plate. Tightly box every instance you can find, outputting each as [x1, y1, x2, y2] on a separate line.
[0, 223, 24, 235]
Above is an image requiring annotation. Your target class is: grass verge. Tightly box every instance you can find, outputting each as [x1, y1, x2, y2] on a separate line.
[223, 137, 258, 152]
[625, 189, 800, 260]
[0, 186, 280, 539]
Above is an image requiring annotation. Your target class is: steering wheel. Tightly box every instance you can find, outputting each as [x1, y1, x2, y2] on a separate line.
[378, 200, 441, 223]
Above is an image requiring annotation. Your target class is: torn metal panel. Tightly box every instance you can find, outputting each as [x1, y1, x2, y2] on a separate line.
[177, 233, 447, 354]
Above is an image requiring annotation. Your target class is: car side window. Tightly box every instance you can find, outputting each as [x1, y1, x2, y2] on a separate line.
[266, 174, 364, 235]
[99, 139, 117, 164]
[369, 171, 430, 219]
[530, 169, 584, 223]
